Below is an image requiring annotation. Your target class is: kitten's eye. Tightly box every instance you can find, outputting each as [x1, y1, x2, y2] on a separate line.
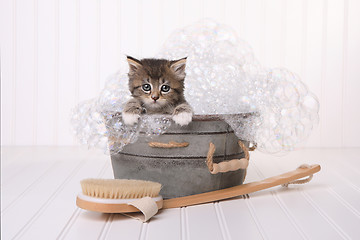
[161, 85, 170, 92]
[142, 84, 151, 92]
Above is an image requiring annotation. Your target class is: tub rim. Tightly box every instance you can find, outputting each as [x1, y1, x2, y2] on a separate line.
[191, 112, 258, 121]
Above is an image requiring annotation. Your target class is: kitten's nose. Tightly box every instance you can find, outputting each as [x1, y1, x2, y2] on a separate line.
[151, 95, 159, 101]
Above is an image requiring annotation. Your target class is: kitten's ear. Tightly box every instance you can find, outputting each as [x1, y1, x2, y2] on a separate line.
[170, 57, 187, 79]
[126, 56, 142, 74]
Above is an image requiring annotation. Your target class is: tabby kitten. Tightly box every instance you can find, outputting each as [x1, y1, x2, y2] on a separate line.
[122, 56, 193, 126]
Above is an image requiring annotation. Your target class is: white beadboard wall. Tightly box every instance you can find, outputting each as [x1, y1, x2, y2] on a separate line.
[1, 0, 360, 147]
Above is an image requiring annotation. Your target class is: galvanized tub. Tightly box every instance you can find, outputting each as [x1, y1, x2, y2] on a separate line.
[109, 114, 252, 199]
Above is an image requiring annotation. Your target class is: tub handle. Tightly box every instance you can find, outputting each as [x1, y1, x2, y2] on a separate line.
[206, 141, 250, 174]
[248, 142, 257, 151]
[148, 141, 189, 148]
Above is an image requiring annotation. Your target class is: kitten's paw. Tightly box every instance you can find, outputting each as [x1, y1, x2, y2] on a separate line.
[122, 112, 140, 126]
[172, 112, 193, 126]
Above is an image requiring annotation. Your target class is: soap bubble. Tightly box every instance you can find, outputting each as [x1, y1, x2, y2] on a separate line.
[71, 19, 319, 154]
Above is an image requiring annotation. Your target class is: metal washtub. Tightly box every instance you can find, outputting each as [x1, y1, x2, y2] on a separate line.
[109, 114, 253, 199]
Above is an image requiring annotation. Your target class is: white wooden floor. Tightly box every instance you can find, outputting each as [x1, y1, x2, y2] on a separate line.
[1, 146, 360, 240]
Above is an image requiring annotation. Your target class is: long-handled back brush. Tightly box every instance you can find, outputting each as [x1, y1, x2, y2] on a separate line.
[76, 164, 321, 217]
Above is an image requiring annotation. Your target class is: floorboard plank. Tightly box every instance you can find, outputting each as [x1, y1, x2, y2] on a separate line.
[18, 160, 110, 239]
[253, 150, 360, 239]
[186, 203, 224, 240]
[2, 147, 360, 239]
[219, 199, 264, 239]
[99, 214, 143, 240]
[146, 208, 181, 240]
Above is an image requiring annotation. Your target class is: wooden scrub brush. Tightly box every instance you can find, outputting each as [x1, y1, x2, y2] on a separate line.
[76, 179, 163, 213]
[77, 164, 321, 217]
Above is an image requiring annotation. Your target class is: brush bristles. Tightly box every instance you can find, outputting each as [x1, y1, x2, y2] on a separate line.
[80, 179, 162, 199]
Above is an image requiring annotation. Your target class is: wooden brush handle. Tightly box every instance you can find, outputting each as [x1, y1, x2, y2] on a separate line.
[163, 164, 321, 209]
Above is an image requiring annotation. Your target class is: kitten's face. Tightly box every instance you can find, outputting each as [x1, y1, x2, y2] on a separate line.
[127, 57, 187, 111]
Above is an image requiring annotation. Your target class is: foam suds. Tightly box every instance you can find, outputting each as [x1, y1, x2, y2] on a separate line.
[71, 20, 319, 154]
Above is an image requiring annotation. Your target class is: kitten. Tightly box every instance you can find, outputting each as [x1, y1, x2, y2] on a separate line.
[122, 56, 193, 126]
